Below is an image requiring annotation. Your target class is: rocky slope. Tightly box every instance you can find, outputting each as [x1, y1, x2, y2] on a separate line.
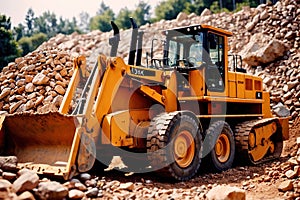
[0, 0, 299, 120]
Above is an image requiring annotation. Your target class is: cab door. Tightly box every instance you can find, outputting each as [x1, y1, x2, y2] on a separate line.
[205, 32, 227, 97]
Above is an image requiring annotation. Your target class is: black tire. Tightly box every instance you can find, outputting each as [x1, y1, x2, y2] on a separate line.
[147, 111, 203, 181]
[203, 121, 235, 172]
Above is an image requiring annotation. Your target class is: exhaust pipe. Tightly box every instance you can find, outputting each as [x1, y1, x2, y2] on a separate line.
[136, 31, 144, 66]
[128, 18, 138, 65]
[109, 21, 120, 57]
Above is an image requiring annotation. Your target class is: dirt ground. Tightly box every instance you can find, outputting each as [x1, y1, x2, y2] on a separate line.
[94, 117, 300, 199]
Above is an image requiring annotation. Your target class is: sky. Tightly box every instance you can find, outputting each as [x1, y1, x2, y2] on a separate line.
[0, 0, 162, 26]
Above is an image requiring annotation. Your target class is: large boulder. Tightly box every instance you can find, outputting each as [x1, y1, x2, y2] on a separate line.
[176, 12, 188, 22]
[12, 170, 39, 193]
[206, 185, 246, 200]
[201, 8, 212, 16]
[241, 33, 288, 66]
[35, 181, 68, 200]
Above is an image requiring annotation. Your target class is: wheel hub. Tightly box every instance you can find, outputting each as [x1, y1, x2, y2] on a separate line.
[215, 133, 230, 163]
[174, 131, 195, 168]
[175, 138, 187, 158]
[215, 140, 223, 156]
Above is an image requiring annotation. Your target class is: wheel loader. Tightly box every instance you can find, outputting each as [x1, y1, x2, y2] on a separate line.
[0, 18, 289, 181]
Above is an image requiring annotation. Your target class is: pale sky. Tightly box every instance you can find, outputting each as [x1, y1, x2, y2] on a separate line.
[0, 0, 162, 26]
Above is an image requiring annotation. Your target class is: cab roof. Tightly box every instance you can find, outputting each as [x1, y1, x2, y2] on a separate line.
[164, 24, 233, 37]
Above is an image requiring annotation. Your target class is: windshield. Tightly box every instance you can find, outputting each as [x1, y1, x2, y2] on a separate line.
[167, 33, 203, 66]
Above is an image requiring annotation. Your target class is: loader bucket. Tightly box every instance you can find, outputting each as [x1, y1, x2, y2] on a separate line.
[0, 112, 79, 178]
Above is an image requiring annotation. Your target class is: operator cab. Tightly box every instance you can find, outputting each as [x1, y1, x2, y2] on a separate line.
[163, 25, 232, 93]
[163, 25, 205, 68]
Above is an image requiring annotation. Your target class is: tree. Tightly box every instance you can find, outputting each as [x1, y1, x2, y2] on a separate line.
[56, 17, 80, 34]
[115, 7, 132, 30]
[0, 14, 11, 30]
[49, 12, 58, 34]
[69, 17, 80, 34]
[90, 2, 114, 32]
[209, 0, 231, 13]
[33, 11, 58, 37]
[90, 14, 112, 32]
[14, 23, 25, 41]
[187, 0, 213, 15]
[31, 33, 47, 50]
[0, 14, 21, 69]
[132, 1, 151, 26]
[18, 32, 47, 56]
[25, 8, 35, 36]
[154, 0, 192, 21]
[57, 17, 66, 34]
[79, 12, 90, 33]
[97, 1, 110, 15]
[33, 12, 49, 35]
[18, 36, 32, 56]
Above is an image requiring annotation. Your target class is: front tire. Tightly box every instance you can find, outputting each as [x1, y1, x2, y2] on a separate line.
[147, 111, 203, 181]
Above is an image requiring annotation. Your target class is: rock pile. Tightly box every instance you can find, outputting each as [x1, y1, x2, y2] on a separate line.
[239, 0, 300, 122]
[38, 30, 111, 61]
[256, 61, 300, 122]
[273, 139, 300, 199]
[0, 49, 74, 113]
[0, 155, 247, 200]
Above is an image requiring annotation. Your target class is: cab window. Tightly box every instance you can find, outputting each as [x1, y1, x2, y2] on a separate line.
[208, 33, 225, 77]
[168, 40, 184, 66]
[206, 33, 225, 92]
[188, 34, 203, 64]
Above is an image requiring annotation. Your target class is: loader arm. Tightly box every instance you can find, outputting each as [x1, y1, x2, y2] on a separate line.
[59, 55, 88, 115]
[56, 54, 133, 178]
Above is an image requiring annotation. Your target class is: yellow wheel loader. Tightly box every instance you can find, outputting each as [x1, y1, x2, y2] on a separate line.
[0, 18, 289, 181]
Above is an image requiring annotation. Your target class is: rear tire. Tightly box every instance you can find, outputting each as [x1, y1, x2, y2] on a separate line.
[203, 121, 235, 172]
[147, 111, 203, 181]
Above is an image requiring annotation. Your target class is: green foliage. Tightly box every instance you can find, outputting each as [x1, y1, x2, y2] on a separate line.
[132, 1, 151, 26]
[235, 2, 251, 11]
[90, 14, 113, 32]
[246, 0, 261, 7]
[0, 14, 11, 30]
[185, 0, 208, 15]
[33, 11, 58, 37]
[0, 14, 21, 69]
[90, 2, 114, 32]
[115, 8, 133, 30]
[14, 23, 25, 41]
[22, 8, 81, 38]
[153, 0, 192, 22]
[97, 1, 111, 15]
[210, 1, 230, 13]
[16, 8, 81, 56]
[31, 33, 47, 51]
[57, 17, 80, 34]
[114, 1, 151, 30]
[18, 37, 31, 56]
[25, 8, 35, 36]
[210, 1, 219, 13]
[18, 32, 47, 56]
